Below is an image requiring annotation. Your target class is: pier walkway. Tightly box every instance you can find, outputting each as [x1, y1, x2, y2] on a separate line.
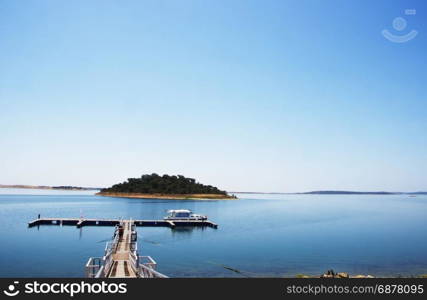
[107, 220, 136, 278]
[84, 219, 168, 278]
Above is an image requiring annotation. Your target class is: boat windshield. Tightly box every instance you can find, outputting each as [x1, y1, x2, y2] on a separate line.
[174, 212, 190, 217]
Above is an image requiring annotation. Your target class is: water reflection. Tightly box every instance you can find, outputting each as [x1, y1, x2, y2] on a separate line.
[170, 226, 208, 237]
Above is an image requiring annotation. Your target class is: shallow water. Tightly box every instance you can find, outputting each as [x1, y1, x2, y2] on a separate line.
[0, 189, 426, 277]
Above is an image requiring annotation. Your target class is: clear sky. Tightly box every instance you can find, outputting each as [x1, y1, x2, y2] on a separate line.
[1, 0, 426, 192]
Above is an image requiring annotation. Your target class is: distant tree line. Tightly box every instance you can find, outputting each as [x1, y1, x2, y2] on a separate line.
[52, 186, 85, 190]
[101, 174, 228, 195]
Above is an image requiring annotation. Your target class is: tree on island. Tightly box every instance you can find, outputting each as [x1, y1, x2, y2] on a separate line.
[101, 174, 229, 195]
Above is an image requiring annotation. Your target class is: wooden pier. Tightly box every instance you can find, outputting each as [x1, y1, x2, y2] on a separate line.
[28, 215, 218, 278]
[84, 219, 169, 278]
[28, 217, 218, 229]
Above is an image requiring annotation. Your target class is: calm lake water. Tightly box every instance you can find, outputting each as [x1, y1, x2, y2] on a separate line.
[0, 189, 426, 277]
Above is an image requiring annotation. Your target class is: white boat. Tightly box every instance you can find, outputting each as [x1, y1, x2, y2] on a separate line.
[164, 209, 207, 221]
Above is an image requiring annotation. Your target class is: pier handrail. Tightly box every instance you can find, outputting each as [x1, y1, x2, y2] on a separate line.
[104, 226, 121, 255]
[85, 257, 104, 278]
[139, 256, 158, 270]
[126, 252, 167, 278]
[85, 248, 168, 278]
[103, 251, 114, 277]
[130, 241, 137, 252]
[129, 251, 138, 274]
[136, 255, 168, 278]
[138, 263, 168, 278]
[85, 250, 115, 278]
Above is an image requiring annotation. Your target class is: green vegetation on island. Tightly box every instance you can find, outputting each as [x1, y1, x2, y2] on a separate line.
[98, 174, 236, 199]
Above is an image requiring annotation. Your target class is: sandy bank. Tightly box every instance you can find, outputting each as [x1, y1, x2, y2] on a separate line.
[96, 192, 237, 200]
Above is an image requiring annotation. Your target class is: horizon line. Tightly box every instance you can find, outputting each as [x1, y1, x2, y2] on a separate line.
[1, 184, 426, 195]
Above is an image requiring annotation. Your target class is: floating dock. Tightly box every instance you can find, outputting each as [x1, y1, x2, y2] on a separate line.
[28, 217, 218, 229]
[28, 216, 218, 278]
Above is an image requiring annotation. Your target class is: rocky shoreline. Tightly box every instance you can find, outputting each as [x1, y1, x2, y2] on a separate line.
[296, 269, 427, 278]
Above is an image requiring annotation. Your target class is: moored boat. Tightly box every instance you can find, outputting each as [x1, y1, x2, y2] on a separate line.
[164, 209, 207, 221]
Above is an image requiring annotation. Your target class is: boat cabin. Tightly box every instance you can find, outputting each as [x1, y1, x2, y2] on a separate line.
[164, 209, 207, 220]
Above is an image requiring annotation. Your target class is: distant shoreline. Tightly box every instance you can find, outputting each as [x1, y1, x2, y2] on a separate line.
[1, 185, 426, 195]
[96, 192, 237, 200]
[233, 191, 427, 195]
[0, 184, 99, 191]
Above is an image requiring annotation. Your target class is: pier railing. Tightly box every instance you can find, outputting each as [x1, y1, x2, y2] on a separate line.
[129, 251, 138, 274]
[126, 251, 167, 278]
[138, 263, 168, 278]
[104, 242, 116, 255]
[103, 251, 114, 277]
[85, 250, 115, 278]
[139, 256, 157, 270]
[85, 257, 104, 278]
[85, 233, 120, 278]
[104, 225, 121, 255]
[86, 254, 167, 278]
[137, 256, 168, 278]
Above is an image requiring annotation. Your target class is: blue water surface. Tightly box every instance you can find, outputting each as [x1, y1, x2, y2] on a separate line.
[0, 189, 426, 277]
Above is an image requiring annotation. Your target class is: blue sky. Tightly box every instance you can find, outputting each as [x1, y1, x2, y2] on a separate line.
[0, 0, 426, 192]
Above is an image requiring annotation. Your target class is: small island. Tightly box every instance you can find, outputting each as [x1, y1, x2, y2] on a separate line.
[97, 174, 237, 200]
